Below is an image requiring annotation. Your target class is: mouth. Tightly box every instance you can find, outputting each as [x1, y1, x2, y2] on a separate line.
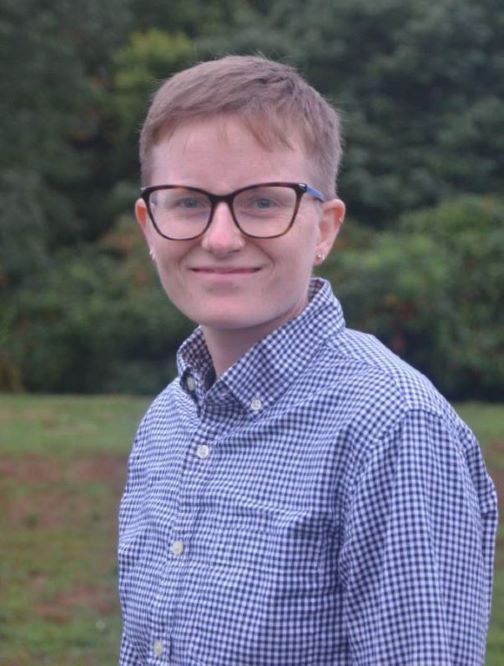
[190, 267, 261, 274]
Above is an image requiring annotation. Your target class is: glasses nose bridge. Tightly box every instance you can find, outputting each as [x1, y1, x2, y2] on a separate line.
[207, 191, 239, 230]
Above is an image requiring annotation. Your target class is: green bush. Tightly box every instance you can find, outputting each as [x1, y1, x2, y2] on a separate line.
[3, 217, 192, 394]
[326, 196, 504, 400]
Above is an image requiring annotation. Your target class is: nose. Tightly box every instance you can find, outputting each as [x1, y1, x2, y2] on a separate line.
[200, 202, 245, 255]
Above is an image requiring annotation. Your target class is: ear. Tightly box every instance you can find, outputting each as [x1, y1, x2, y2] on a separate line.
[135, 198, 158, 262]
[315, 198, 345, 264]
[135, 197, 148, 232]
[135, 197, 152, 241]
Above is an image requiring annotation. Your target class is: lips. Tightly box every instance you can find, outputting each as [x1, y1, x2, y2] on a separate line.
[191, 267, 261, 274]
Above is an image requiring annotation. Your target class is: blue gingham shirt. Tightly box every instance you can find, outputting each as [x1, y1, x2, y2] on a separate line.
[118, 278, 497, 665]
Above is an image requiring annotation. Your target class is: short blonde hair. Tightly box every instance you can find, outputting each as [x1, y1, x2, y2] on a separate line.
[139, 55, 343, 197]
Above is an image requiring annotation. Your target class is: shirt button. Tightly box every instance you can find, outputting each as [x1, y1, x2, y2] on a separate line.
[250, 397, 263, 412]
[186, 375, 196, 392]
[196, 444, 211, 460]
[153, 640, 164, 657]
[171, 540, 185, 556]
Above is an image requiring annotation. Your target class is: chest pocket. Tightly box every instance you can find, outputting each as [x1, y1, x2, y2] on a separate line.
[187, 502, 336, 666]
[197, 498, 331, 580]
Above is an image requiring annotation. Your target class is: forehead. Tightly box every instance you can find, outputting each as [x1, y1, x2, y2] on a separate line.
[150, 115, 316, 189]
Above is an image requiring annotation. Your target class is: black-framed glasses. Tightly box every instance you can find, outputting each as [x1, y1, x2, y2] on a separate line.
[140, 181, 325, 240]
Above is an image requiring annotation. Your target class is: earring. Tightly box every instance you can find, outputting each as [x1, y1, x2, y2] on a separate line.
[149, 248, 156, 260]
[316, 251, 325, 263]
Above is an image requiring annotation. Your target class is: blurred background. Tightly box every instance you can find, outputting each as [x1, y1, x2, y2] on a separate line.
[1, 0, 502, 400]
[0, 0, 503, 664]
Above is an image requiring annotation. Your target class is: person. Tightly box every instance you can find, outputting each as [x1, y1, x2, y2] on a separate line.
[118, 55, 497, 665]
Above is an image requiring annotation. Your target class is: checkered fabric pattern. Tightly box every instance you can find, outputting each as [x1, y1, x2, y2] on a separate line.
[118, 278, 497, 665]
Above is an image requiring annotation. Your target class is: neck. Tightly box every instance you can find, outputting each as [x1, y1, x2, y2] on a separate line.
[202, 326, 265, 377]
[201, 292, 312, 377]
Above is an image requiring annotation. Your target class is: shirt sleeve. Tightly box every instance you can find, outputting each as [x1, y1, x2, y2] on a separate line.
[118, 422, 149, 666]
[339, 408, 497, 665]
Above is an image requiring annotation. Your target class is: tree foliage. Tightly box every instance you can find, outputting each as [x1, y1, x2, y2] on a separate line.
[1, 0, 502, 397]
[327, 196, 504, 399]
[0, 0, 133, 285]
[203, 0, 504, 225]
[5, 218, 192, 393]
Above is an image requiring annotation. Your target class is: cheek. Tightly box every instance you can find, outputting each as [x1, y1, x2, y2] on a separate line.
[153, 241, 192, 276]
[152, 251, 183, 294]
[276, 234, 318, 272]
[156, 268, 191, 314]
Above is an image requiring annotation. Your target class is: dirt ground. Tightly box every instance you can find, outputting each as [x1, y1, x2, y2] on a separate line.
[1, 452, 127, 625]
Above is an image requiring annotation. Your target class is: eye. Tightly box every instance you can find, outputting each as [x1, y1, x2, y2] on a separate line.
[171, 196, 207, 210]
[152, 189, 210, 214]
[249, 196, 277, 209]
[239, 190, 285, 211]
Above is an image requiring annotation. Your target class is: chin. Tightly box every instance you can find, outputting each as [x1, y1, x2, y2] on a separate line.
[198, 315, 264, 332]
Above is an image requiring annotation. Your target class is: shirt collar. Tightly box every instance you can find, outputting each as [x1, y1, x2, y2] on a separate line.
[177, 278, 345, 413]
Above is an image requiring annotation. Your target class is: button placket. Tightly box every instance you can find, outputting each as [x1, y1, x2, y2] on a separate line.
[196, 444, 211, 460]
[170, 540, 185, 557]
[173, 426, 216, 555]
[250, 396, 263, 413]
[153, 639, 164, 657]
[148, 634, 172, 664]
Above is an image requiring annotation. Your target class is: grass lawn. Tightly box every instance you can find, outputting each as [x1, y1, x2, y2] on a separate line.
[0, 395, 502, 664]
